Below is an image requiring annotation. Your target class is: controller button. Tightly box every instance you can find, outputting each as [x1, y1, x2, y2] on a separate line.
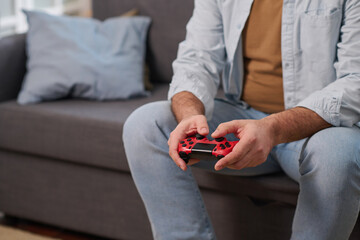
[215, 137, 225, 142]
[214, 148, 217, 151]
[189, 146, 192, 149]
[189, 141, 194, 145]
[182, 144, 187, 147]
[220, 144, 225, 148]
[225, 142, 231, 147]
[187, 138, 192, 141]
[180, 141, 185, 144]
[196, 134, 205, 140]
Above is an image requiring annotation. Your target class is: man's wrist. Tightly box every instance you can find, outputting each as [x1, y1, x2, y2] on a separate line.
[261, 107, 332, 145]
[259, 117, 281, 147]
[171, 91, 205, 123]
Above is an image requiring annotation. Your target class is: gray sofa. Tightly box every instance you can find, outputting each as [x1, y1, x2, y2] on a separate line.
[0, 0, 359, 239]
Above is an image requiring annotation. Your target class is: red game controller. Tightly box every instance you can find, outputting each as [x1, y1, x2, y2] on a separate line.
[178, 134, 239, 163]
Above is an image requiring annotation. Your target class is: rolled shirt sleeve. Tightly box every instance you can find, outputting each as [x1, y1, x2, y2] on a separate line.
[296, 0, 360, 127]
[168, 0, 226, 119]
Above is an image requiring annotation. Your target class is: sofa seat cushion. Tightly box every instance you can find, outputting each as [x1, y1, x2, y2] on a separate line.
[0, 84, 169, 171]
[192, 168, 299, 206]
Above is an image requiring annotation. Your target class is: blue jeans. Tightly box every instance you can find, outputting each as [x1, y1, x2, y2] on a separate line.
[123, 99, 360, 240]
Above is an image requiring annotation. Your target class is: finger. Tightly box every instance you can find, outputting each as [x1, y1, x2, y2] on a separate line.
[214, 136, 253, 170]
[184, 128, 198, 136]
[169, 150, 188, 171]
[169, 143, 188, 171]
[168, 130, 188, 171]
[211, 120, 243, 138]
[195, 117, 209, 136]
[227, 155, 253, 170]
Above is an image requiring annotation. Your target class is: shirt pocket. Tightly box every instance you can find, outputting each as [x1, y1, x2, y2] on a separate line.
[299, 7, 342, 73]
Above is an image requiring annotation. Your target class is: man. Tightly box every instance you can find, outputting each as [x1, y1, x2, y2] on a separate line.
[123, 0, 360, 239]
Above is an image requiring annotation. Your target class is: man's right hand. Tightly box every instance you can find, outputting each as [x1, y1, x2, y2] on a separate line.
[167, 114, 209, 171]
[169, 91, 208, 170]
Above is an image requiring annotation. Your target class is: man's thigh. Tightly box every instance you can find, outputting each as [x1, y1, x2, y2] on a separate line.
[298, 126, 360, 178]
[266, 125, 360, 183]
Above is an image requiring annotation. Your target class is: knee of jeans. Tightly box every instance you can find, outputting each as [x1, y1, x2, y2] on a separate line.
[123, 101, 175, 172]
[300, 127, 360, 178]
[123, 101, 173, 147]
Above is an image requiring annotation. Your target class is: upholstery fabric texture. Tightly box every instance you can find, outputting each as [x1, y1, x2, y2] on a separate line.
[1, 84, 169, 171]
[93, 0, 194, 83]
[0, 34, 27, 102]
[18, 10, 151, 104]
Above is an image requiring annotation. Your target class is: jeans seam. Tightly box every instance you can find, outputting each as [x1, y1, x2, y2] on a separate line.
[155, 119, 170, 140]
[354, 148, 360, 170]
[295, 138, 311, 176]
[192, 180, 216, 240]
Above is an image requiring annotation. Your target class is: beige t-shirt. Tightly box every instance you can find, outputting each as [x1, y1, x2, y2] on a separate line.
[241, 0, 285, 114]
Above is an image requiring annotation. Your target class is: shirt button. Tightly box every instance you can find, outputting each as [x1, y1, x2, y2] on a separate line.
[284, 62, 290, 68]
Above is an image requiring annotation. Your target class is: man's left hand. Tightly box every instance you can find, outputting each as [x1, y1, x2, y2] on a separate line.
[211, 119, 276, 171]
[211, 107, 332, 171]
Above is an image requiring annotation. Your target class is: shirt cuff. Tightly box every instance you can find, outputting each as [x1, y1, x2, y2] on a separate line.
[295, 90, 342, 127]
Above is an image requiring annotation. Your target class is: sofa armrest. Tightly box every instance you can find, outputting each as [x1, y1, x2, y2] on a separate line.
[0, 34, 27, 102]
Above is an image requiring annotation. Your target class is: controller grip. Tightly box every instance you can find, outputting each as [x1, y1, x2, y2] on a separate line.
[179, 151, 190, 164]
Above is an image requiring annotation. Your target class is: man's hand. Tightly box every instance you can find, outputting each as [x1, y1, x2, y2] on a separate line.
[169, 91, 208, 171]
[211, 107, 332, 171]
[211, 119, 276, 171]
[168, 115, 208, 171]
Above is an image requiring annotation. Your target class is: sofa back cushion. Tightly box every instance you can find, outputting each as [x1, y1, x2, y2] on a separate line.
[92, 0, 194, 83]
[18, 10, 152, 104]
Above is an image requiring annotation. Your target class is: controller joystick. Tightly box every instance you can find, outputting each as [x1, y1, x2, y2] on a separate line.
[195, 133, 205, 140]
[178, 134, 238, 163]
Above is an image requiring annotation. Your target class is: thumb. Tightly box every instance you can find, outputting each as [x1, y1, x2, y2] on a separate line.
[196, 117, 209, 136]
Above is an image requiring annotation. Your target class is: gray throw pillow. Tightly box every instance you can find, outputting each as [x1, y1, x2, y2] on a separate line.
[18, 10, 151, 104]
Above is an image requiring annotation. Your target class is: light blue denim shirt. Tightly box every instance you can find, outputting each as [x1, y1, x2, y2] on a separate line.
[168, 0, 360, 127]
